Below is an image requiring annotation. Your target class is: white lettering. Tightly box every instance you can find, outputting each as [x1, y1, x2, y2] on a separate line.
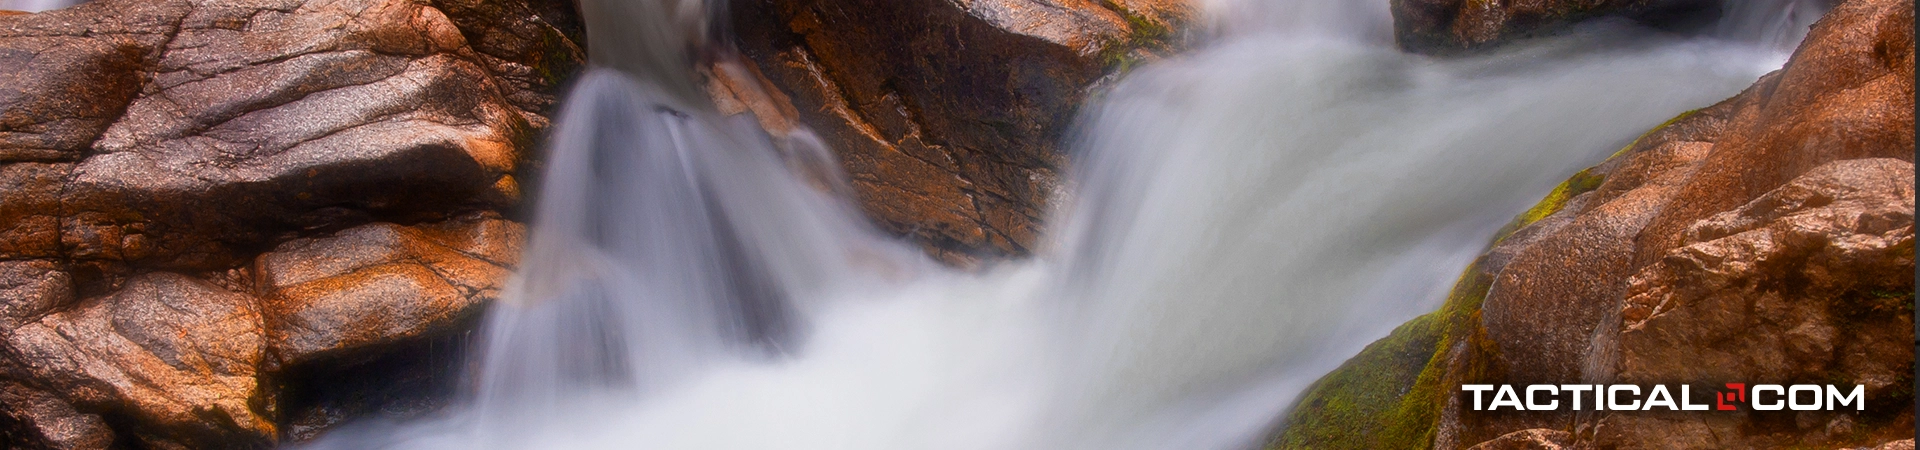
[1789, 385, 1823, 410]
[1753, 385, 1785, 410]
[1526, 385, 1558, 410]
[1642, 385, 1678, 410]
[1561, 385, 1593, 411]
[1607, 385, 1640, 410]
[1490, 385, 1525, 411]
[1464, 385, 1494, 411]
[1828, 385, 1864, 411]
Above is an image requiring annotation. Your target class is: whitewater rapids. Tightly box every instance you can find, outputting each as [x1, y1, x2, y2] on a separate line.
[303, 1, 1815, 449]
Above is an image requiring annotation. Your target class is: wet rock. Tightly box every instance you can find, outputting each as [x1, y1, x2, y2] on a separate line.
[1390, 0, 1721, 53]
[0, 0, 577, 446]
[728, 0, 1194, 261]
[2, 272, 271, 449]
[1466, 428, 1571, 450]
[256, 217, 522, 368]
[1274, 0, 1914, 448]
[65, 0, 535, 272]
[426, 0, 586, 122]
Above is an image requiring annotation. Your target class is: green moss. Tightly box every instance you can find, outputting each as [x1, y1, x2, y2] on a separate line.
[1094, 1, 1179, 72]
[1611, 108, 1700, 159]
[1268, 263, 1498, 449]
[1272, 315, 1441, 449]
[1269, 107, 1725, 449]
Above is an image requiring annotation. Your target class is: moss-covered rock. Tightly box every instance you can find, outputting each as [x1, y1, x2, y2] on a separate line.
[1271, 0, 1915, 448]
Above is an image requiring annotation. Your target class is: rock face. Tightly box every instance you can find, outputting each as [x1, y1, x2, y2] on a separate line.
[1273, 0, 1913, 448]
[1390, 0, 1719, 53]
[0, 0, 578, 447]
[725, 0, 1192, 262]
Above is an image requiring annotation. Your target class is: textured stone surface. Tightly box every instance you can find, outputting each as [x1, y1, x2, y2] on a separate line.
[728, 0, 1193, 262]
[1466, 428, 1571, 450]
[3, 272, 270, 448]
[257, 216, 521, 368]
[1275, 0, 1914, 448]
[1390, 0, 1719, 53]
[0, 0, 574, 447]
[1597, 158, 1914, 449]
[1876, 439, 1918, 450]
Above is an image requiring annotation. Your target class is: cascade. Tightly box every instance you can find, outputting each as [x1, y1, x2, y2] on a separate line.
[304, 0, 1818, 449]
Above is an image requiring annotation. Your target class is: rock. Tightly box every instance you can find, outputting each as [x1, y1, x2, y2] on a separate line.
[1597, 158, 1914, 448]
[1390, 0, 1719, 53]
[0, 381, 114, 450]
[256, 216, 522, 368]
[1875, 439, 1917, 450]
[0, 163, 66, 260]
[65, 0, 534, 272]
[1467, 428, 1571, 450]
[1273, 0, 1914, 448]
[0, 260, 70, 330]
[727, 0, 1193, 261]
[425, 0, 586, 122]
[0, 0, 576, 446]
[2, 272, 271, 448]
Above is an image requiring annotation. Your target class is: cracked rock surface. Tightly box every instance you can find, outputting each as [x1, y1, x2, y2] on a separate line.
[0, 0, 579, 447]
[727, 0, 1194, 264]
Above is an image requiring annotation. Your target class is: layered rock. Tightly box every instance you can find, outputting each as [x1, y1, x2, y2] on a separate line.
[725, 0, 1193, 262]
[0, 0, 577, 447]
[1273, 0, 1913, 448]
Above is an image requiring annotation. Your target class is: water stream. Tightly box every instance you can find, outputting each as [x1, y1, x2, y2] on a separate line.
[306, 0, 1820, 449]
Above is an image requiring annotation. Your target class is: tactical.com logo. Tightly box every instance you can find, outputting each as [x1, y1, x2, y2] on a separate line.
[1461, 384, 1866, 411]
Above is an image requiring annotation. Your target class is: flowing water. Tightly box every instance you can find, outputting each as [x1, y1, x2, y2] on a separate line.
[0, 0, 82, 12]
[307, 0, 1820, 449]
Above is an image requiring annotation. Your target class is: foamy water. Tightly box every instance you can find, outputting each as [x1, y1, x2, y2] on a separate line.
[302, 1, 1820, 449]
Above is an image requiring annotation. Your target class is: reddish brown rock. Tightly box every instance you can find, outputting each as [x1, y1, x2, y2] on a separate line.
[1390, 0, 1722, 53]
[3, 272, 271, 448]
[1595, 158, 1914, 448]
[1444, 0, 1915, 446]
[256, 217, 522, 368]
[0, 0, 575, 447]
[1277, 0, 1914, 448]
[0, 260, 69, 330]
[0, 162, 66, 259]
[1467, 428, 1571, 450]
[1875, 439, 1918, 450]
[63, 0, 536, 273]
[424, 0, 586, 122]
[727, 0, 1193, 261]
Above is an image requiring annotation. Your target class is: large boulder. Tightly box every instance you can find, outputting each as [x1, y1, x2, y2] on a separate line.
[725, 0, 1194, 262]
[1390, 0, 1753, 53]
[1272, 0, 1913, 448]
[0, 0, 579, 447]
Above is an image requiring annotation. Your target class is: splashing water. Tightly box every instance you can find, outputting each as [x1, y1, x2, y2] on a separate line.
[304, 1, 1819, 449]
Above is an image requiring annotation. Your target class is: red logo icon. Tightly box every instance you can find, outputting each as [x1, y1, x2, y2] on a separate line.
[1716, 383, 1746, 410]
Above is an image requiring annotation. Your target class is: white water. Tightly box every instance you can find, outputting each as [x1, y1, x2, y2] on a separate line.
[0, 0, 82, 12]
[305, 1, 1816, 449]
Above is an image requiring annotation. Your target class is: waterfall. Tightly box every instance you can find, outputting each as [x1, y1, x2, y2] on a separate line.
[0, 0, 83, 12]
[302, 0, 1816, 449]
